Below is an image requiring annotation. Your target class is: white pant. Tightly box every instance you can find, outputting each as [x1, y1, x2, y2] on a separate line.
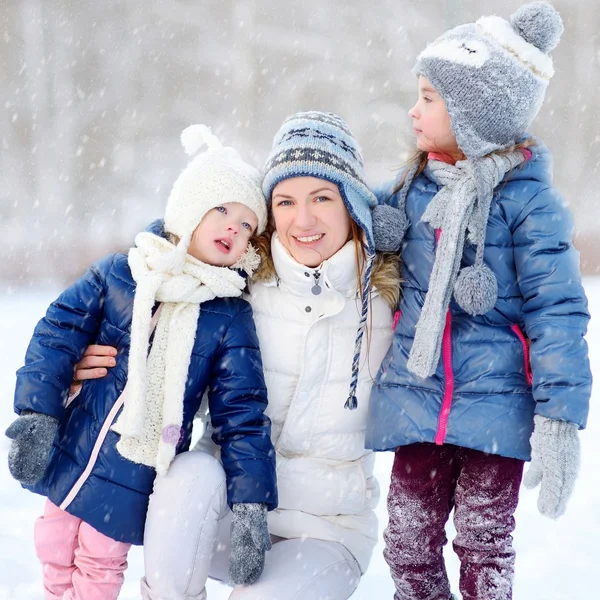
[141, 451, 362, 600]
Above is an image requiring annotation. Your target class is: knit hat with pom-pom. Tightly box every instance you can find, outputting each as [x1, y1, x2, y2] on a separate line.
[414, 1, 563, 159]
[394, 3, 564, 379]
[162, 125, 267, 272]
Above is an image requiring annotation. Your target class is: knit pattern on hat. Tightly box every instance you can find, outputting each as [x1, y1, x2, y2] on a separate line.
[414, 1, 563, 158]
[112, 231, 248, 475]
[262, 111, 377, 409]
[262, 111, 377, 253]
[162, 124, 267, 274]
[407, 151, 525, 379]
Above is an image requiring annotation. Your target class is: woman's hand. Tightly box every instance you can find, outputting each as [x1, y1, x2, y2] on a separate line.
[70, 344, 117, 395]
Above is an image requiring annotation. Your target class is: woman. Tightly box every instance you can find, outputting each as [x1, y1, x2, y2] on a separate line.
[73, 111, 401, 599]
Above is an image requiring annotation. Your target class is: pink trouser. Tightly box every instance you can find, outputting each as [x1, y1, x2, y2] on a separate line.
[384, 443, 524, 600]
[34, 499, 131, 600]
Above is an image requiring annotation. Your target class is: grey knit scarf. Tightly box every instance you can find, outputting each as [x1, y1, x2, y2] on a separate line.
[407, 151, 525, 379]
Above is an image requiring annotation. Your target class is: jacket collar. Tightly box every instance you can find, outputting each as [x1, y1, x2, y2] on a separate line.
[268, 232, 359, 299]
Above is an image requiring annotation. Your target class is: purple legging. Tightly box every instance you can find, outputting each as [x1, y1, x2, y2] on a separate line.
[384, 443, 524, 600]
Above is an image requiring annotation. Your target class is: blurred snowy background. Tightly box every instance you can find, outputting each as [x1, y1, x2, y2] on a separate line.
[1, 1, 598, 598]
[1, 0, 599, 287]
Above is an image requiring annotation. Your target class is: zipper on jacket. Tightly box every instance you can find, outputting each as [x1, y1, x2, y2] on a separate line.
[311, 261, 328, 295]
[435, 310, 454, 445]
[432, 228, 453, 445]
[311, 270, 322, 295]
[511, 324, 533, 386]
[60, 306, 162, 511]
[60, 388, 127, 511]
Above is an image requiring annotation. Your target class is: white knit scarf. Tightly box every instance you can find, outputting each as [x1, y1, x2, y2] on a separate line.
[112, 231, 247, 475]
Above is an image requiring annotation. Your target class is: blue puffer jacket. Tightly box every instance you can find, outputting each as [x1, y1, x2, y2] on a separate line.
[366, 142, 592, 460]
[14, 250, 277, 544]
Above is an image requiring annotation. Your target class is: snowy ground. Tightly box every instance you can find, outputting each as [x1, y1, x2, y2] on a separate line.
[1, 279, 598, 599]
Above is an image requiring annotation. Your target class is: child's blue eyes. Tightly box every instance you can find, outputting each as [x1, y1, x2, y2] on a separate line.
[215, 206, 253, 233]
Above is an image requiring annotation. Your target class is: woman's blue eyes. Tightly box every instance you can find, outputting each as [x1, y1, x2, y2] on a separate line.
[277, 197, 330, 206]
[216, 206, 226, 213]
[242, 222, 252, 231]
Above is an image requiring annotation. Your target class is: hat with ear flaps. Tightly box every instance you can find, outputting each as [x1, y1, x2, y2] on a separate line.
[390, 2, 564, 378]
[398, 1, 563, 317]
[415, 0, 562, 160]
[158, 124, 267, 275]
[262, 111, 379, 410]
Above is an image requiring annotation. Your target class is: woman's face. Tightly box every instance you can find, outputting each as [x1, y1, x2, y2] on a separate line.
[271, 176, 352, 267]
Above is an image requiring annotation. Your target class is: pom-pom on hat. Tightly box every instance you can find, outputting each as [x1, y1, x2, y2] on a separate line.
[414, 1, 563, 159]
[162, 125, 267, 272]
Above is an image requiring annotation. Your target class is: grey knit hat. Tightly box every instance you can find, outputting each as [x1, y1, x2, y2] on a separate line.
[414, 1, 563, 159]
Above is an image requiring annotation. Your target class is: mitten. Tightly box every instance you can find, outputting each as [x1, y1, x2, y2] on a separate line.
[523, 414, 580, 518]
[229, 502, 271, 585]
[5, 412, 59, 486]
[372, 204, 408, 253]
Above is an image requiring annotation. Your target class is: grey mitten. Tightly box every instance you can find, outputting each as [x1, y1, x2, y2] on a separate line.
[5, 412, 59, 486]
[372, 203, 409, 252]
[523, 414, 580, 518]
[229, 502, 271, 585]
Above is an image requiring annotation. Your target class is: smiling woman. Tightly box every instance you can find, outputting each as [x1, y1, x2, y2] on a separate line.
[270, 177, 352, 267]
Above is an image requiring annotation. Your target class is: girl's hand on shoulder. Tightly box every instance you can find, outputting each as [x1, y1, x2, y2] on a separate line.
[70, 344, 117, 395]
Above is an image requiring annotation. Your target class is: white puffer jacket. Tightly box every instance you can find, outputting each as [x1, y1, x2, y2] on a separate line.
[248, 234, 394, 573]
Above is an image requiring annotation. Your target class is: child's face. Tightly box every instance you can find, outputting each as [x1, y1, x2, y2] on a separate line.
[188, 202, 257, 267]
[409, 76, 461, 158]
[271, 176, 352, 267]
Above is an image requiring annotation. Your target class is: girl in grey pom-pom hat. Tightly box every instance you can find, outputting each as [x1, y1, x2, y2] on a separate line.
[366, 3, 592, 599]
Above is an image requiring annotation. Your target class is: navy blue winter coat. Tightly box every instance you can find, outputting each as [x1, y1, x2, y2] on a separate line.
[366, 142, 592, 460]
[14, 250, 277, 544]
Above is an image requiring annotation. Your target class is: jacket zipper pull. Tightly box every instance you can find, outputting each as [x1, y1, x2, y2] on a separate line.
[311, 270, 322, 295]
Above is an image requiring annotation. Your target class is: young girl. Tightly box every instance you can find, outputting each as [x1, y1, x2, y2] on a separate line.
[6, 125, 277, 600]
[366, 3, 592, 599]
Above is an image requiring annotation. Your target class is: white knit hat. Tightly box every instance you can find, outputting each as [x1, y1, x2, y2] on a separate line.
[162, 125, 267, 271]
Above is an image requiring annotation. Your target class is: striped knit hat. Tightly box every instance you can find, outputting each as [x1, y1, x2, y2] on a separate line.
[263, 111, 377, 410]
[262, 111, 377, 253]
